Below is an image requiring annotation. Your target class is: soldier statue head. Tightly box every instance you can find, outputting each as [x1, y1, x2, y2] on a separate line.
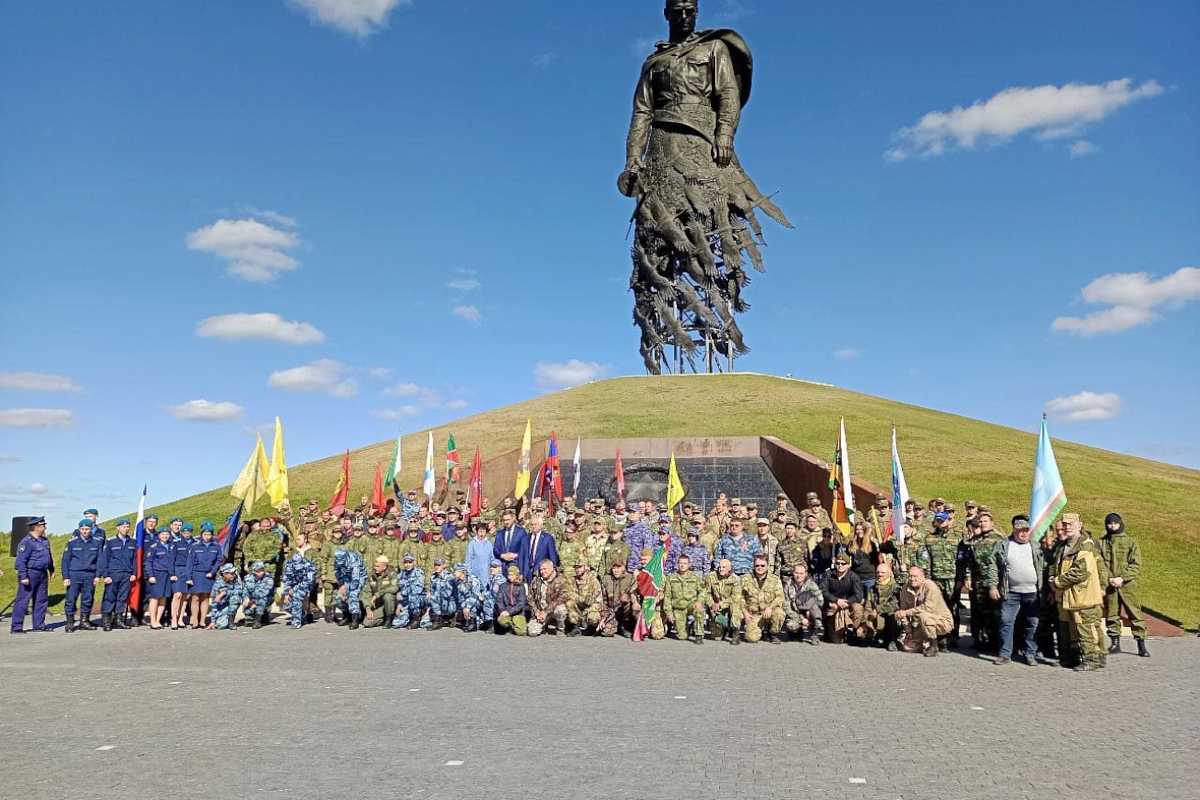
[665, 0, 698, 41]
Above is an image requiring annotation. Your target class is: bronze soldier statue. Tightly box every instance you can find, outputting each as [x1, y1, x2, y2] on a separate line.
[620, 0, 792, 374]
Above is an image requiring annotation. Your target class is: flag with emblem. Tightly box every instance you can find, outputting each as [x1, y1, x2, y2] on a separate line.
[632, 545, 666, 643]
[329, 449, 350, 516]
[446, 433, 460, 485]
[1029, 414, 1067, 541]
[888, 426, 910, 542]
[827, 418, 854, 536]
[423, 430, 437, 500]
[614, 446, 626, 499]
[514, 418, 532, 500]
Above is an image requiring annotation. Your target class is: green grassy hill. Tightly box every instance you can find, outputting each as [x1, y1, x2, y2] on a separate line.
[4, 374, 1196, 627]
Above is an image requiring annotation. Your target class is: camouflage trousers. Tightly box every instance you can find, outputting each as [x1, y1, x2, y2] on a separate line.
[934, 579, 960, 641]
[210, 590, 244, 630]
[527, 604, 568, 637]
[1065, 604, 1106, 668]
[567, 598, 602, 630]
[1104, 585, 1145, 639]
[784, 599, 823, 638]
[599, 603, 636, 637]
[707, 605, 744, 640]
[666, 604, 705, 638]
[743, 609, 783, 643]
[282, 583, 313, 628]
[637, 611, 665, 640]
[481, 594, 497, 623]
[319, 580, 337, 612]
[392, 595, 428, 628]
[969, 588, 1000, 647]
[336, 585, 362, 617]
[496, 612, 527, 636]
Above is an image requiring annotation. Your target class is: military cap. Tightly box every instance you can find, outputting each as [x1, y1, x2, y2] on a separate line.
[746, 502, 758, 509]
[407, 489, 417, 495]
[978, 505, 991, 515]
[1011, 514, 1030, 527]
[435, 510, 446, 518]
[84, 507, 99, 515]
[933, 512, 949, 522]
[489, 559, 501, 567]
[639, 547, 653, 559]
[146, 514, 159, 521]
[1061, 513, 1080, 524]
[875, 493, 887, 502]
[573, 509, 586, 516]
[219, 563, 237, 574]
[117, 519, 130, 526]
[806, 491, 819, 500]
[170, 516, 183, 524]
[756, 518, 769, 525]
[384, 518, 398, 528]
[77, 518, 93, 528]
[250, 561, 266, 570]
[658, 512, 672, 523]
[776, 493, 788, 501]
[1012, 518, 1031, 531]
[944, 503, 956, 512]
[453, 562, 468, 572]
[407, 523, 421, 532]
[434, 556, 446, 565]
[966, 517, 981, 529]
[834, 552, 852, 564]
[200, 521, 215, 532]
[784, 520, 798, 528]
[375, 555, 389, 564]
[933, 497, 946, 505]
[28, 515, 46, 526]
[685, 527, 699, 537]
[448, 506, 461, 514]
[368, 518, 380, 526]
[573, 559, 588, 569]
[181, 522, 194, 532]
[965, 499, 978, 508]
[507, 565, 520, 576]
[403, 552, 415, 561]
[730, 497, 742, 505]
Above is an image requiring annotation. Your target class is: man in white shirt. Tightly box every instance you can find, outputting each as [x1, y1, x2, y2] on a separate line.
[984, 515, 1045, 665]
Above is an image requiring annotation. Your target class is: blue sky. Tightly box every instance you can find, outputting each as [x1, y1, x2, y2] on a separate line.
[2, 0, 1197, 531]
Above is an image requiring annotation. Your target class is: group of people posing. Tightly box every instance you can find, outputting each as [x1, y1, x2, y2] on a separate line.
[9, 489, 1150, 671]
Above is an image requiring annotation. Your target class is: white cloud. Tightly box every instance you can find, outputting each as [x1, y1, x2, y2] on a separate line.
[169, 400, 246, 423]
[453, 305, 482, 325]
[0, 408, 75, 428]
[885, 78, 1163, 162]
[1045, 391, 1124, 423]
[446, 278, 481, 292]
[242, 207, 298, 228]
[534, 360, 609, 389]
[286, 0, 412, 37]
[532, 53, 556, 68]
[1052, 267, 1200, 335]
[833, 348, 861, 360]
[367, 367, 393, 379]
[0, 371, 83, 393]
[372, 405, 422, 420]
[445, 399, 469, 411]
[267, 359, 358, 397]
[186, 217, 301, 282]
[0, 482, 60, 502]
[382, 382, 440, 405]
[29, 482, 48, 495]
[195, 312, 325, 345]
[1068, 140, 1099, 158]
[0, 453, 22, 463]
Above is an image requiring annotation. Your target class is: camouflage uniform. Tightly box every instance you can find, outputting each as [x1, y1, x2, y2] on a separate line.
[360, 565, 399, 628]
[1098, 521, 1145, 641]
[243, 570, 276, 622]
[312, 535, 338, 617]
[527, 570, 570, 636]
[557, 535, 590, 576]
[391, 562, 429, 628]
[482, 568, 505, 624]
[964, 530, 1005, 650]
[864, 576, 902, 648]
[1051, 534, 1107, 670]
[775, 536, 809, 587]
[209, 568, 244, 629]
[598, 536, 631, 576]
[630, 567, 665, 640]
[704, 570, 744, 640]
[663, 570, 706, 639]
[585, 528, 611, 572]
[680, 540, 711, 578]
[333, 549, 366, 619]
[280, 553, 317, 628]
[425, 565, 456, 626]
[783, 575, 824, 641]
[421, 540, 450, 589]
[446, 534, 469, 568]
[714, 534, 762, 576]
[451, 566, 487, 629]
[920, 527, 962, 644]
[598, 571, 636, 637]
[741, 571, 785, 643]
[242, 528, 282, 572]
[566, 569, 603, 631]
[622, 521, 656, 573]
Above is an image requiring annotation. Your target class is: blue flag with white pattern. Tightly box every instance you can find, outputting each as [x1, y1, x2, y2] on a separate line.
[1029, 416, 1067, 541]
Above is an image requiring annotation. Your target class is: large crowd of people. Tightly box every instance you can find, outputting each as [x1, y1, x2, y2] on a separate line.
[8, 489, 1151, 670]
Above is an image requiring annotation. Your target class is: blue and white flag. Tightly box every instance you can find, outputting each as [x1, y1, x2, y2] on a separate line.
[889, 427, 910, 542]
[423, 430, 437, 499]
[1029, 415, 1067, 540]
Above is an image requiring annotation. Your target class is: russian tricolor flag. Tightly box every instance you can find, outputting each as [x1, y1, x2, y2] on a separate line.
[128, 485, 147, 611]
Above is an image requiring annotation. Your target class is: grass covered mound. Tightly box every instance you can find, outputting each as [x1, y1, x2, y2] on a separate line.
[3, 374, 1196, 627]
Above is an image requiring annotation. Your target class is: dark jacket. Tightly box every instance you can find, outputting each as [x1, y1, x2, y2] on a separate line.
[495, 580, 528, 616]
[493, 525, 530, 577]
[820, 569, 864, 606]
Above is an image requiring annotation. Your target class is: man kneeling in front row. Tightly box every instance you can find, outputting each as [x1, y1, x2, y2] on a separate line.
[897, 565, 954, 657]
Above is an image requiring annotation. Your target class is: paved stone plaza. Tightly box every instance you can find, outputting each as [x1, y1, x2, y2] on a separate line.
[2, 623, 1195, 800]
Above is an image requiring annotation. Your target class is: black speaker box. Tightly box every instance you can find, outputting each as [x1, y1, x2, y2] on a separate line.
[10, 516, 32, 557]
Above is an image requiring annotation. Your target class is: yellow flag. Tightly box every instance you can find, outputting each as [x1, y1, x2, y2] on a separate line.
[266, 417, 289, 509]
[513, 418, 532, 500]
[231, 434, 270, 507]
[666, 453, 685, 519]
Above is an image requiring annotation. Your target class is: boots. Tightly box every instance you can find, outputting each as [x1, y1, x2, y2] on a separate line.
[430, 614, 445, 631]
[324, 607, 335, 624]
[1108, 635, 1122, 654]
[65, 617, 76, 634]
[102, 613, 113, 632]
[113, 613, 130, 630]
[349, 612, 360, 631]
[1137, 639, 1150, 658]
[730, 630, 742, 646]
[79, 617, 97, 631]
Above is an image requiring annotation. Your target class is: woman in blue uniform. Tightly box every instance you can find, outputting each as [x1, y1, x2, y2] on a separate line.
[170, 521, 195, 629]
[187, 522, 222, 629]
[144, 527, 176, 629]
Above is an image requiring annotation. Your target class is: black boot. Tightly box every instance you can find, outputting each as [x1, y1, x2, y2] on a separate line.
[324, 607, 335, 624]
[252, 617, 263, 630]
[113, 613, 130, 630]
[65, 617, 75, 634]
[1108, 635, 1122, 654]
[101, 613, 112, 632]
[730, 630, 742, 646]
[349, 612, 361, 631]
[1137, 639, 1150, 658]
[430, 614, 444, 631]
[567, 626, 582, 637]
[79, 617, 97, 630]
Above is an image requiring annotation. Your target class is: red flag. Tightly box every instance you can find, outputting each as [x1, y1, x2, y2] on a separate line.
[615, 447, 626, 499]
[371, 461, 385, 513]
[467, 447, 483, 520]
[535, 431, 564, 512]
[329, 449, 350, 516]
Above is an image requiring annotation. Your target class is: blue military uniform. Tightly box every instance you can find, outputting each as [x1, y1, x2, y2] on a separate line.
[622, 520, 656, 573]
[451, 562, 486, 631]
[482, 562, 505, 625]
[391, 555, 428, 629]
[209, 565, 245, 630]
[281, 552, 317, 628]
[170, 526, 195, 596]
[243, 562, 277, 628]
[715, 533, 763, 575]
[98, 524, 139, 629]
[62, 521, 103, 630]
[144, 537, 176, 599]
[186, 529, 222, 594]
[333, 548, 366, 626]
[11, 520, 53, 633]
[424, 558, 455, 629]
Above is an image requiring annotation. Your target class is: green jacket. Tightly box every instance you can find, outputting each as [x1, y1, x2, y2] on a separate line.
[740, 572, 784, 615]
[704, 571, 742, 613]
[242, 529, 282, 565]
[1097, 531, 1142, 584]
[981, 537, 1046, 599]
[866, 578, 901, 616]
[663, 572, 705, 610]
[361, 566, 399, 607]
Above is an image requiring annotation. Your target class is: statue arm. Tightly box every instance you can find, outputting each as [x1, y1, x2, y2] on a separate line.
[625, 67, 655, 169]
[712, 41, 740, 166]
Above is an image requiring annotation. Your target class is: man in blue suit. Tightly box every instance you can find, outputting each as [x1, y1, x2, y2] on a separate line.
[524, 515, 559, 582]
[493, 508, 529, 578]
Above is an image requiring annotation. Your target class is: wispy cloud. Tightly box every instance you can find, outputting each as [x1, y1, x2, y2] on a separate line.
[382, 382, 440, 405]
[453, 305, 482, 325]
[0, 371, 83, 393]
[367, 366, 393, 379]
[1068, 140, 1099, 158]
[833, 348, 861, 360]
[372, 405, 422, 420]
[446, 278, 481, 292]
[267, 359, 358, 397]
[445, 399, 469, 411]
[1052, 267, 1200, 336]
[534, 360, 609, 390]
[1045, 391, 1124, 423]
[186, 217, 301, 282]
[168, 399, 246, 423]
[196, 312, 324, 345]
[286, 0, 414, 37]
[885, 78, 1163, 162]
[532, 53, 556, 68]
[0, 453, 22, 463]
[0, 408, 75, 428]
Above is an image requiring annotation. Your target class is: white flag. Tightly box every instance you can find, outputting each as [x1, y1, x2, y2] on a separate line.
[423, 430, 436, 500]
[839, 418, 856, 521]
[890, 427, 910, 542]
[572, 437, 582, 497]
